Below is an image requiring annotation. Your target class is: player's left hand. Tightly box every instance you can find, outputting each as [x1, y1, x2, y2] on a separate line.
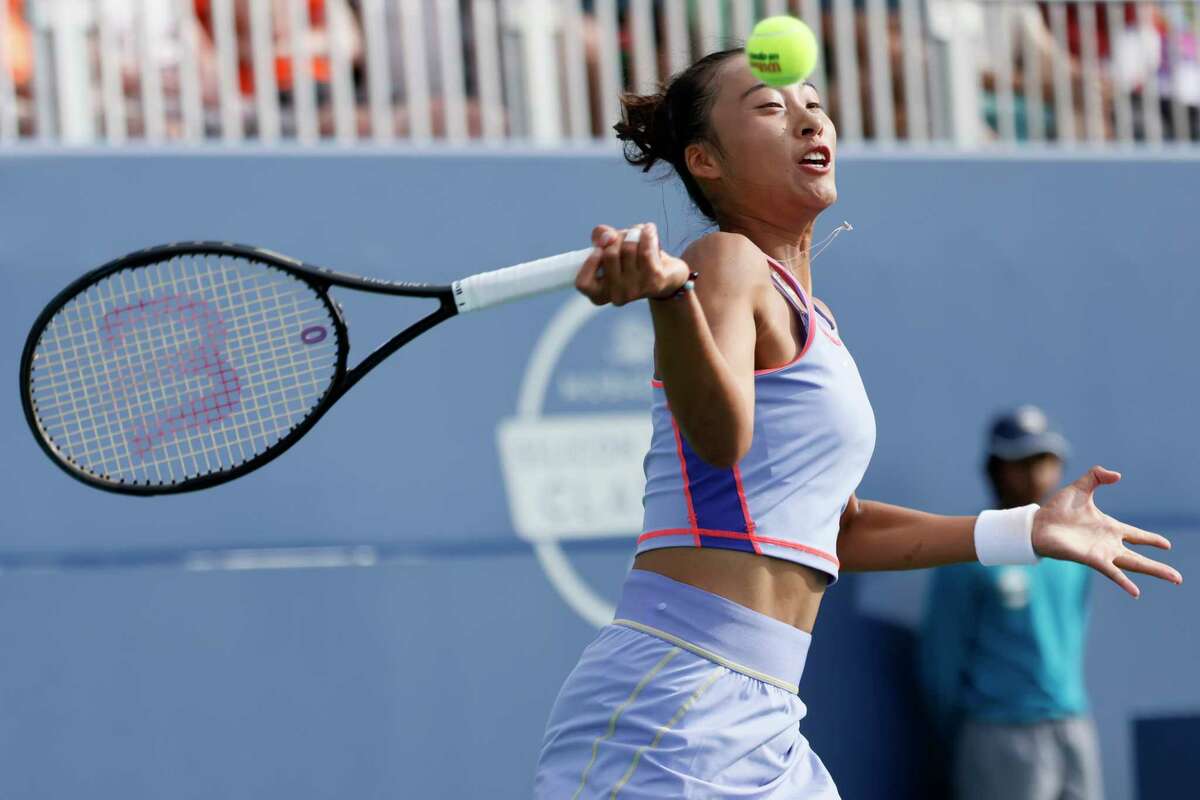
[1032, 465, 1183, 597]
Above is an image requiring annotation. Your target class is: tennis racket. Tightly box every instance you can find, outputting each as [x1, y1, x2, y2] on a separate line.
[20, 233, 640, 495]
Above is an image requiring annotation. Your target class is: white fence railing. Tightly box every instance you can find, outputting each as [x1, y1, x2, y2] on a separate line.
[1, 1, 1197, 147]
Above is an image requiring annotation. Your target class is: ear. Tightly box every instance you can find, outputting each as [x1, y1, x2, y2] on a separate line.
[684, 141, 722, 181]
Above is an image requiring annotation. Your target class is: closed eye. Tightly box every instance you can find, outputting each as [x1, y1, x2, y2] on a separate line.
[807, 103, 823, 111]
[757, 103, 784, 110]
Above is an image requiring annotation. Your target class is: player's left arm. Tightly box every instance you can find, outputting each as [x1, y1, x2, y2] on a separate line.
[836, 465, 1183, 596]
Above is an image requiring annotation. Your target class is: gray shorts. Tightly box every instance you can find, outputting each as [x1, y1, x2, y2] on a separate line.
[954, 716, 1103, 800]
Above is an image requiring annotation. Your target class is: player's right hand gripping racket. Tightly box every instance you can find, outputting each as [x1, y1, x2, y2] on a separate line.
[20, 233, 640, 495]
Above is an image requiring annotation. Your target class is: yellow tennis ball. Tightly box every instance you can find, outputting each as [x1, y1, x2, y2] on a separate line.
[745, 16, 818, 88]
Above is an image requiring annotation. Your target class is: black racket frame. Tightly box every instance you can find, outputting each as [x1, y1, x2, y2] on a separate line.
[20, 242, 460, 496]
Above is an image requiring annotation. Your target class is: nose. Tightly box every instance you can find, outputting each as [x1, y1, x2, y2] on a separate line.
[795, 106, 823, 139]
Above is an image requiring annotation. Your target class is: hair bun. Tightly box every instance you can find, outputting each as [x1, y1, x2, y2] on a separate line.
[609, 48, 743, 222]
[614, 90, 675, 173]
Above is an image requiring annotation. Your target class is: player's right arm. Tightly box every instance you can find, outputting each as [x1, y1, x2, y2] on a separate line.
[575, 224, 762, 467]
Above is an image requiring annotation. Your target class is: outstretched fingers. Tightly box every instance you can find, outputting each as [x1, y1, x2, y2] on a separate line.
[1097, 560, 1141, 598]
[1120, 522, 1173, 551]
[1073, 465, 1122, 495]
[1115, 549, 1184, 585]
[1092, 465, 1122, 484]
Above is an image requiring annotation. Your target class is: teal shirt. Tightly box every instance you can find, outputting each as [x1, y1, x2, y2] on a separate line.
[919, 559, 1092, 735]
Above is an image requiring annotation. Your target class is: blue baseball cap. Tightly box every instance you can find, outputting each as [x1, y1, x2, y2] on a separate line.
[986, 405, 1070, 462]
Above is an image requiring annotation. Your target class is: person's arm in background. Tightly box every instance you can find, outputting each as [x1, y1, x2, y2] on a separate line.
[918, 564, 979, 743]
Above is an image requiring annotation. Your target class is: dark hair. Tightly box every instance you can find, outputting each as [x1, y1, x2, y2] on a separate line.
[613, 48, 743, 222]
[984, 452, 1061, 499]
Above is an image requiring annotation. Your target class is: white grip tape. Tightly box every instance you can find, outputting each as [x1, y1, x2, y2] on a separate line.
[451, 228, 642, 314]
[974, 503, 1040, 566]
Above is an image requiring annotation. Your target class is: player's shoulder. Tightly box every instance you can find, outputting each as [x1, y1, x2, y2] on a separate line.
[682, 230, 766, 268]
[681, 231, 771, 292]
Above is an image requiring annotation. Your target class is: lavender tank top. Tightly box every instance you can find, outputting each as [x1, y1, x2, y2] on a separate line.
[638, 258, 876, 583]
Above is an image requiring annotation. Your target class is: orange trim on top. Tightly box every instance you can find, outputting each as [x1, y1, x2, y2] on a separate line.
[754, 260, 817, 376]
[731, 466, 761, 554]
[812, 301, 844, 347]
[669, 415, 701, 546]
[819, 324, 843, 347]
[637, 527, 840, 568]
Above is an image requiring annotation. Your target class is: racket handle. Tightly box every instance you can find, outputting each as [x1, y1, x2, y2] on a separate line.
[452, 228, 642, 314]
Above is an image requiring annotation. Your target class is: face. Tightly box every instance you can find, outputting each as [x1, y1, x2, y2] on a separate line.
[990, 454, 1064, 508]
[686, 58, 838, 220]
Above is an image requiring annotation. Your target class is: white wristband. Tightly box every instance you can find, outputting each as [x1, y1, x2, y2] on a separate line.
[974, 504, 1040, 566]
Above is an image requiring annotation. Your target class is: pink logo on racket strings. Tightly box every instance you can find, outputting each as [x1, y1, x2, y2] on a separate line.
[102, 294, 243, 460]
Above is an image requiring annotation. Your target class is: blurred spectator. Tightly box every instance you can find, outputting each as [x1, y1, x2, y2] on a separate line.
[98, 0, 195, 137]
[928, 0, 1114, 141]
[192, 0, 364, 137]
[971, 1, 1197, 143]
[803, 2, 899, 141]
[5, 0, 1194, 145]
[372, 0, 491, 139]
[1102, 2, 1199, 141]
[2, 0, 32, 134]
[2, 0, 31, 86]
[919, 406, 1102, 800]
[1160, 22, 1200, 140]
[102, 0, 489, 141]
[581, 0, 665, 138]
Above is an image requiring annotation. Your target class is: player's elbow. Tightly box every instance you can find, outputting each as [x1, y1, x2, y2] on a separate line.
[687, 424, 753, 469]
[665, 369, 756, 470]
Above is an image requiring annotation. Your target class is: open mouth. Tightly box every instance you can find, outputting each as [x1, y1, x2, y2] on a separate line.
[797, 146, 832, 172]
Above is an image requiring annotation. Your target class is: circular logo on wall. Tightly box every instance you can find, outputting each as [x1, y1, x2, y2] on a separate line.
[496, 296, 653, 627]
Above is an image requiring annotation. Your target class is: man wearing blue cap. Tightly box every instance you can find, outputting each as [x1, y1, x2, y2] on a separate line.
[920, 406, 1102, 800]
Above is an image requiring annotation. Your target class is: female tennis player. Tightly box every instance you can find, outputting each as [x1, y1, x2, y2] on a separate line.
[536, 49, 1182, 798]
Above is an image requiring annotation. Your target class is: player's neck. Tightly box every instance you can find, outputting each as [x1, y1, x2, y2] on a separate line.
[718, 216, 815, 298]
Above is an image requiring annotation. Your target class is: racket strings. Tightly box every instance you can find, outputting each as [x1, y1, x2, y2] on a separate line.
[28, 254, 341, 486]
[38, 257, 328, 482]
[37, 259, 232, 482]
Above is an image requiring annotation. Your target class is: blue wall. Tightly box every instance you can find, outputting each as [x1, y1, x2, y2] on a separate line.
[1, 149, 1197, 799]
